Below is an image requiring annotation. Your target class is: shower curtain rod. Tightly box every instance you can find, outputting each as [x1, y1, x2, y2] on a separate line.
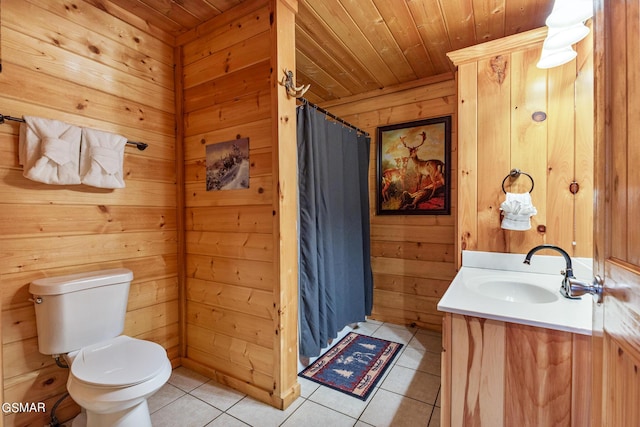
[298, 98, 369, 137]
[0, 114, 148, 151]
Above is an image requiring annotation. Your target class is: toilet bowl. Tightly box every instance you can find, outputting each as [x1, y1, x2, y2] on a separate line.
[28, 269, 172, 427]
[66, 335, 172, 427]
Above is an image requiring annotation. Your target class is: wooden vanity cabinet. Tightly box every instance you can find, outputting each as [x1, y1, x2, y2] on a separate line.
[441, 313, 591, 427]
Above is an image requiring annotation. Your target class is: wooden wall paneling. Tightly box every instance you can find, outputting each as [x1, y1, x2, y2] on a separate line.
[181, 4, 271, 68]
[186, 254, 274, 291]
[185, 345, 275, 393]
[187, 301, 274, 349]
[546, 56, 578, 254]
[183, 34, 272, 89]
[449, 27, 593, 259]
[476, 55, 511, 253]
[185, 205, 274, 233]
[370, 240, 455, 263]
[371, 258, 456, 282]
[270, 0, 300, 409]
[124, 300, 180, 337]
[184, 90, 272, 136]
[186, 278, 274, 319]
[179, 0, 302, 409]
[184, 60, 272, 113]
[456, 62, 479, 263]
[186, 325, 274, 384]
[29, 0, 174, 66]
[174, 41, 187, 361]
[0, 232, 177, 274]
[326, 79, 456, 117]
[574, 26, 594, 258]
[0, 170, 176, 207]
[3, 27, 175, 113]
[186, 231, 273, 262]
[0, 65, 173, 136]
[184, 178, 272, 207]
[183, 119, 272, 161]
[507, 46, 548, 253]
[6, 0, 174, 81]
[373, 274, 451, 300]
[0, 1, 178, 424]
[350, 96, 457, 130]
[0, 204, 176, 239]
[175, 0, 270, 46]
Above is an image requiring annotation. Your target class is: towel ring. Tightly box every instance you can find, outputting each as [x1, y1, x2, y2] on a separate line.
[502, 168, 534, 193]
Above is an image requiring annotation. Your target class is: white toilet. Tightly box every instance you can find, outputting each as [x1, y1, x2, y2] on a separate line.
[29, 268, 172, 427]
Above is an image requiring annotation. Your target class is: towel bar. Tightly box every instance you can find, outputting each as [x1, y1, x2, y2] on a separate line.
[0, 113, 148, 151]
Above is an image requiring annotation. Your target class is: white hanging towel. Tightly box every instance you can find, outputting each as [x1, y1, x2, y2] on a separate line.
[80, 127, 127, 189]
[18, 116, 82, 185]
[500, 192, 537, 231]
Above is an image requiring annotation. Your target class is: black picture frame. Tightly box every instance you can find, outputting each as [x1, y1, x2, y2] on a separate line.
[376, 116, 451, 215]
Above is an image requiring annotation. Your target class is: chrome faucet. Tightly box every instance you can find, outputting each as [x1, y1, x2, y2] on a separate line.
[523, 244, 580, 299]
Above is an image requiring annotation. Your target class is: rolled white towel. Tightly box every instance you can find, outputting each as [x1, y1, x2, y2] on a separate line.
[80, 127, 127, 189]
[19, 116, 82, 185]
[500, 192, 537, 231]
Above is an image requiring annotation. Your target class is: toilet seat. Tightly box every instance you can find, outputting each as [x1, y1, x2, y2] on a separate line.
[71, 335, 168, 388]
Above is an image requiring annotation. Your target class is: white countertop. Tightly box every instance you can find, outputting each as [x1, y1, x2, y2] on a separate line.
[437, 251, 593, 335]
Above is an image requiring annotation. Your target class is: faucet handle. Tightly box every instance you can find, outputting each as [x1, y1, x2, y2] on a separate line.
[567, 276, 603, 303]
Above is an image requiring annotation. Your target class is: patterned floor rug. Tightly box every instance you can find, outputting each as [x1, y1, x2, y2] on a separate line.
[298, 332, 403, 401]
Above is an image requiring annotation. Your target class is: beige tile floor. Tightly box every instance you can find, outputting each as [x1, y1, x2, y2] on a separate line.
[147, 320, 441, 427]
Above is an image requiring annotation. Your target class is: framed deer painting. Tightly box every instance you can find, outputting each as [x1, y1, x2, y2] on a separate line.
[376, 116, 451, 215]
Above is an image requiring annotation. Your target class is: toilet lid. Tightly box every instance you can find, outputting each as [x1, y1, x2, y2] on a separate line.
[71, 335, 168, 387]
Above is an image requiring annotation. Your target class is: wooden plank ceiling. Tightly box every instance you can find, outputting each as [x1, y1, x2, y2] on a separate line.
[104, 0, 555, 103]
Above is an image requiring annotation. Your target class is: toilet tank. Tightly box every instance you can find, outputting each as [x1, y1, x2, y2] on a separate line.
[29, 268, 133, 355]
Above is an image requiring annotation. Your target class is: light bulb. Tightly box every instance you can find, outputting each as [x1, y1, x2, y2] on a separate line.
[536, 46, 577, 69]
[544, 23, 590, 49]
[545, 0, 593, 27]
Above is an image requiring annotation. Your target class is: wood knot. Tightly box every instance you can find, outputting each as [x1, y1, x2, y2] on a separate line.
[489, 55, 507, 84]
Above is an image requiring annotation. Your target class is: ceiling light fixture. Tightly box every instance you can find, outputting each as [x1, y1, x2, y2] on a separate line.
[537, 0, 594, 69]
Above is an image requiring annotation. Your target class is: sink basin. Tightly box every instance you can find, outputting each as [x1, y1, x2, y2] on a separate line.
[437, 252, 594, 335]
[471, 279, 559, 304]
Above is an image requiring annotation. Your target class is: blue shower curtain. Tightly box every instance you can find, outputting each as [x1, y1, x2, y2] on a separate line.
[296, 105, 373, 358]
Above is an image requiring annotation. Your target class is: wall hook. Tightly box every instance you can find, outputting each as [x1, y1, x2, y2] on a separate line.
[279, 69, 310, 99]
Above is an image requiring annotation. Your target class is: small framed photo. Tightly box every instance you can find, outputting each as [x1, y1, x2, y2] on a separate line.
[205, 138, 250, 191]
[376, 116, 451, 215]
